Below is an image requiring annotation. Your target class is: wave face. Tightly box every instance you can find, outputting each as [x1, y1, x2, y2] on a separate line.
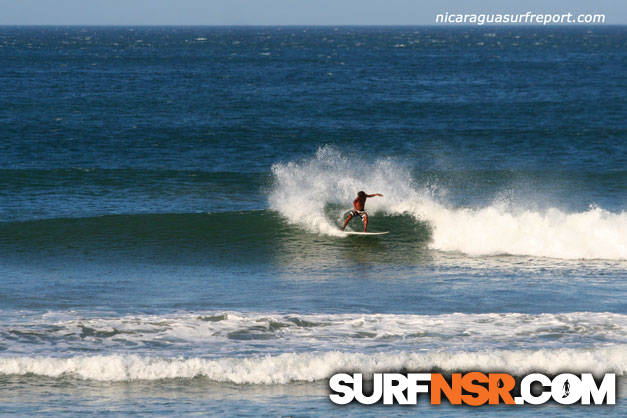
[0, 311, 624, 383]
[0, 211, 291, 265]
[270, 146, 627, 260]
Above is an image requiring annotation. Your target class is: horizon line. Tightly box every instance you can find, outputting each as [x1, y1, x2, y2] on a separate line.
[0, 23, 624, 27]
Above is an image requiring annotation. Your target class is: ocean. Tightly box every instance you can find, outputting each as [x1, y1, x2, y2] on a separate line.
[0, 26, 625, 415]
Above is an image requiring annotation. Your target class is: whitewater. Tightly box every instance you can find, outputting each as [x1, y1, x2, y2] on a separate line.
[270, 146, 627, 260]
[2, 347, 625, 383]
[1, 311, 625, 383]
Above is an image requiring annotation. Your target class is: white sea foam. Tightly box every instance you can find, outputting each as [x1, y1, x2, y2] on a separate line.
[270, 146, 627, 259]
[3, 311, 625, 357]
[1, 347, 625, 383]
[2, 311, 625, 383]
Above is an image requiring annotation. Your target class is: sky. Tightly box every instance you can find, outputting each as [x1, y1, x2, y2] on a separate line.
[0, 0, 624, 25]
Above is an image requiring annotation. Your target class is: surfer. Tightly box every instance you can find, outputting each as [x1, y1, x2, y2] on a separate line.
[341, 191, 383, 232]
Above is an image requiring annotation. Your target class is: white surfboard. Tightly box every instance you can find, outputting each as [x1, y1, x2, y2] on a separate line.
[343, 231, 389, 236]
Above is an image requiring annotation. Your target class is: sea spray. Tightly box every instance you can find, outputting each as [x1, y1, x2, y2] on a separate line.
[270, 146, 423, 236]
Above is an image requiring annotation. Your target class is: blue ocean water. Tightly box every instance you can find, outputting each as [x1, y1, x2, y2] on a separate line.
[0, 26, 625, 415]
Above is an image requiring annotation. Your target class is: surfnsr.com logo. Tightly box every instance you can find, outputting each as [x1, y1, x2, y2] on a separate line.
[329, 372, 616, 405]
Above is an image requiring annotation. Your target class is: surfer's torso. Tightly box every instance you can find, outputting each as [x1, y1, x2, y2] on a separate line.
[353, 196, 367, 211]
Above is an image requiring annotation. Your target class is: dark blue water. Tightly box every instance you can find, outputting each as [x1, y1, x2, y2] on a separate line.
[0, 26, 625, 416]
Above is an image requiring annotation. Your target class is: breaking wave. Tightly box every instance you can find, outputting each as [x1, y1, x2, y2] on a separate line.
[270, 146, 627, 260]
[1, 347, 624, 383]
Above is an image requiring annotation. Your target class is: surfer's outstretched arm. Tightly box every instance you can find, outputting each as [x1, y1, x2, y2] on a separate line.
[367, 193, 383, 198]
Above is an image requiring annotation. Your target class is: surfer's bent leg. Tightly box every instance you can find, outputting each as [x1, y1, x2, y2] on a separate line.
[341, 212, 353, 231]
[362, 212, 368, 232]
